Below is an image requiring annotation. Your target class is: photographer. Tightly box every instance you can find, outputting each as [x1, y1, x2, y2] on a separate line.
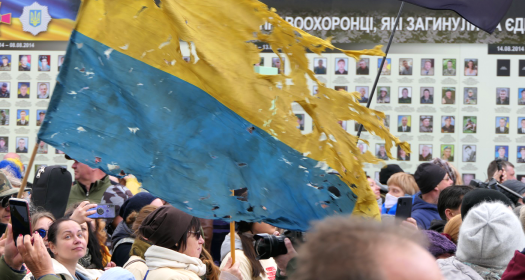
[220, 222, 278, 280]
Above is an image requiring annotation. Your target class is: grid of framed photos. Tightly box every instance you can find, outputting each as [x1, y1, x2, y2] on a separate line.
[259, 43, 525, 183]
[0, 50, 70, 180]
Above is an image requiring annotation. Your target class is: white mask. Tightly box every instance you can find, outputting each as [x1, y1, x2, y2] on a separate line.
[384, 193, 399, 209]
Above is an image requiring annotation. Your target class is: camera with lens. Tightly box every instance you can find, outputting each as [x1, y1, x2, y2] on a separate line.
[253, 230, 305, 259]
[253, 233, 287, 260]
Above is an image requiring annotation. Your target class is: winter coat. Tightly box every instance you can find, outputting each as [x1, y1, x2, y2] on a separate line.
[437, 256, 483, 280]
[501, 250, 525, 280]
[143, 245, 206, 280]
[111, 221, 135, 266]
[381, 202, 397, 215]
[123, 255, 147, 280]
[22, 258, 104, 280]
[411, 192, 440, 229]
[429, 219, 447, 233]
[220, 233, 277, 280]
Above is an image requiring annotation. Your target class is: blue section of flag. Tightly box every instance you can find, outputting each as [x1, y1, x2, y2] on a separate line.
[38, 31, 357, 231]
[402, 0, 512, 33]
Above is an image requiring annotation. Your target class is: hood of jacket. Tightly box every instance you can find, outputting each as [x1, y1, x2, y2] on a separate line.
[220, 232, 243, 261]
[145, 245, 206, 276]
[112, 220, 133, 248]
[411, 192, 440, 229]
[437, 256, 483, 280]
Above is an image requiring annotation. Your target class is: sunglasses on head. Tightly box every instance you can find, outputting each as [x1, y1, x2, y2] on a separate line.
[1, 194, 16, 208]
[35, 228, 47, 238]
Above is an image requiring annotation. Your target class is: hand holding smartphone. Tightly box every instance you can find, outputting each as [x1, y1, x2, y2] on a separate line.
[9, 198, 32, 246]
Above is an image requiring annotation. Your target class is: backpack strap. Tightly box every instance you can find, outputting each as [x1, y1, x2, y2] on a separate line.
[123, 258, 146, 269]
[113, 237, 135, 252]
[143, 270, 150, 280]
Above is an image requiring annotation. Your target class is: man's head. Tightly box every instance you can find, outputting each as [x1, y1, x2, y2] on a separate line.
[359, 88, 366, 97]
[19, 110, 26, 120]
[0, 138, 6, 147]
[20, 55, 28, 67]
[398, 148, 406, 158]
[69, 157, 107, 185]
[447, 60, 453, 69]
[422, 118, 430, 127]
[337, 59, 345, 71]
[17, 138, 25, 150]
[444, 117, 452, 126]
[468, 89, 474, 97]
[19, 84, 28, 96]
[273, 59, 281, 68]
[414, 163, 452, 203]
[293, 216, 444, 280]
[39, 83, 48, 96]
[487, 160, 515, 181]
[402, 60, 408, 68]
[465, 145, 472, 154]
[317, 59, 324, 67]
[423, 89, 430, 98]
[40, 56, 48, 67]
[521, 147, 525, 159]
[379, 145, 385, 154]
[443, 147, 451, 158]
[2, 56, 8, 66]
[521, 119, 525, 129]
[402, 88, 408, 98]
[499, 89, 507, 100]
[437, 185, 474, 221]
[1, 83, 6, 93]
[358, 59, 366, 69]
[499, 118, 507, 128]
[498, 147, 506, 158]
[421, 145, 430, 157]
[401, 116, 408, 126]
[39, 111, 45, 121]
[424, 60, 432, 70]
[445, 90, 452, 98]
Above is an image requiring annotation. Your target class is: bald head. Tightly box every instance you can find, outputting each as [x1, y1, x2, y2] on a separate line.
[292, 216, 444, 280]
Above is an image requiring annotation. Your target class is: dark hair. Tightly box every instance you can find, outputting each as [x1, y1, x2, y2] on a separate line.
[63, 205, 104, 269]
[171, 216, 201, 252]
[437, 185, 474, 220]
[47, 217, 103, 270]
[237, 221, 265, 278]
[487, 160, 509, 180]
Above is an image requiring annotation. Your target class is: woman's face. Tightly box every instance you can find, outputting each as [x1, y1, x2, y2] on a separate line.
[468, 61, 473, 68]
[252, 222, 277, 235]
[79, 222, 89, 242]
[180, 232, 204, 258]
[388, 185, 405, 198]
[34, 217, 54, 248]
[49, 221, 87, 262]
[367, 178, 381, 199]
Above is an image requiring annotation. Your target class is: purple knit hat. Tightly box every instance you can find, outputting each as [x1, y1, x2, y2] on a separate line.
[423, 230, 456, 258]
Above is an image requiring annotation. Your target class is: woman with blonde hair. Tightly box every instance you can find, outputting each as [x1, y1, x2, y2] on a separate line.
[382, 172, 419, 215]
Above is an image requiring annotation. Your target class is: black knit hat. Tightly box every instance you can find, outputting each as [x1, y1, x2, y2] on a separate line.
[500, 180, 525, 205]
[461, 188, 513, 219]
[414, 163, 446, 194]
[379, 164, 404, 185]
[139, 205, 194, 249]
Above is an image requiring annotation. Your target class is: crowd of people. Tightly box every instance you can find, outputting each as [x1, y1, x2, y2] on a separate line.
[0, 150, 525, 280]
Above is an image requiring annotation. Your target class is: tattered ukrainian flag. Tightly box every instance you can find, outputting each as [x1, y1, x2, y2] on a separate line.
[39, 0, 407, 230]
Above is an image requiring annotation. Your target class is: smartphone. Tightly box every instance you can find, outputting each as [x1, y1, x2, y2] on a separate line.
[395, 197, 413, 220]
[10, 198, 32, 245]
[87, 204, 116, 219]
[496, 159, 504, 181]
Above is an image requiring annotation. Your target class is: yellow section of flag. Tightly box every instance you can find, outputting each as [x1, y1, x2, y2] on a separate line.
[74, 0, 409, 219]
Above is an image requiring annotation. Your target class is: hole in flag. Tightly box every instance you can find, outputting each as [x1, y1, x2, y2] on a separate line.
[233, 187, 248, 201]
[134, 6, 147, 18]
[237, 162, 248, 168]
[95, 157, 101, 163]
[328, 186, 341, 198]
[247, 206, 254, 212]
[153, 0, 161, 8]
[212, 206, 219, 211]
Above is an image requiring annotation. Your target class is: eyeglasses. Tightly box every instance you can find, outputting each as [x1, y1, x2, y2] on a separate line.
[188, 230, 202, 239]
[0, 194, 16, 208]
[35, 228, 47, 238]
